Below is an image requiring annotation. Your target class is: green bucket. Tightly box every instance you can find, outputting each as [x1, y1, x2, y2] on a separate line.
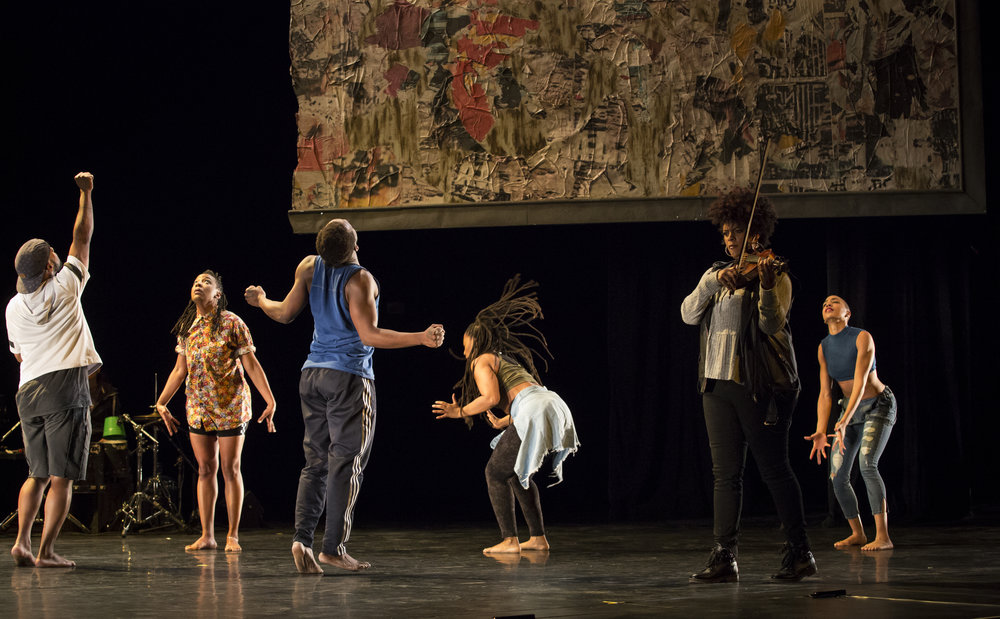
[101, 416, 126, 441]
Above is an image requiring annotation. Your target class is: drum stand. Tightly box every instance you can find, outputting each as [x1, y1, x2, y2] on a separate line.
[116, 413, 186, 536]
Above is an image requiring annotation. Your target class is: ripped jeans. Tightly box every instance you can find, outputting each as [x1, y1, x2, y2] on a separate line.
[830, 386, 896, 519]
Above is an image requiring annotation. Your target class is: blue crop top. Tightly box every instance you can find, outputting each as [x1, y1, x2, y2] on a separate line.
[820, 326, 875, 382]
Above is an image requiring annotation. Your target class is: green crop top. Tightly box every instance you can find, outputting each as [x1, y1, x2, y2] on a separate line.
[495, 355, 538, 391]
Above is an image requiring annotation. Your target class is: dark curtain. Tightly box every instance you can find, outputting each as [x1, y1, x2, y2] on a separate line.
[607, 214, 989, 522]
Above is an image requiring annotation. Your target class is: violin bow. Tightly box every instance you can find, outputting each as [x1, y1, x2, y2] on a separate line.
[737, 137, 771, 269]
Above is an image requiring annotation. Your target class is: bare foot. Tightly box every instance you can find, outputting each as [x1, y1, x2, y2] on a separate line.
[483, 538, 521, 554]
[35, 552, 76, 568]
[318, 551, 371, 572]
[11, 545, 35, 567]
[834, 533, 867, 549]
[225, 537, 242, 553]
[292, 541, 324, 574]
[185, 536, 218, 551]
[519, 536, 550, 551]
[861, 538, 894, 551]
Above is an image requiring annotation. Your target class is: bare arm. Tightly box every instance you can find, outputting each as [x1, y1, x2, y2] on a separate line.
[154, 353, 188, 436]
[805, 344, 834, 464]
[835, 331, 876, 429]
[485, 410, 512, 429]
[432, 355, 502, 420]
[346, 269, 444, 349]
[241, 350, 276, 432]
[244, 256, 314, 324]
[67, 172, 94, 269]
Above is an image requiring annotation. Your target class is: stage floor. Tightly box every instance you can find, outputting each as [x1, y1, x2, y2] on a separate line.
[3, 521, 999, 618]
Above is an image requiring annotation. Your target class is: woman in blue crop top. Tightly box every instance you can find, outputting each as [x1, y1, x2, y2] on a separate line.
[806, 295, 896, 551]
[431, 277, 579, 555]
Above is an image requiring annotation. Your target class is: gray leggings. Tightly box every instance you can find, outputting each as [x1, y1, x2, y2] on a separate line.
[830, 387, 896, 519]
[486, 426, 545, 539]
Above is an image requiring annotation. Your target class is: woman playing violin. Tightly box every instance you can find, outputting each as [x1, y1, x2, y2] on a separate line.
[681, 187, 816, 582]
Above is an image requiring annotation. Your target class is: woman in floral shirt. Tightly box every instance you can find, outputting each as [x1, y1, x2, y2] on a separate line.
[155, 270, 276, 552]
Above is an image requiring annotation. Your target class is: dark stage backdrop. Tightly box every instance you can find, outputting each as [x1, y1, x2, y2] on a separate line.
[1, 2, 997, 528]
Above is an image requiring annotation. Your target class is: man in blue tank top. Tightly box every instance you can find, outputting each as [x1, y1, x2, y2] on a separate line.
[245, 218, 444, 573]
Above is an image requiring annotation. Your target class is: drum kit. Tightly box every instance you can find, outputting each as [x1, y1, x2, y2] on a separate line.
[101, 374, 197, 535]
[113, 411, 189, 535]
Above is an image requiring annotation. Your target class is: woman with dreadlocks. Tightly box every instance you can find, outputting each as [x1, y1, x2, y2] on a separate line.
[155, 270, 276, 552]
[432, 277, 579, 555]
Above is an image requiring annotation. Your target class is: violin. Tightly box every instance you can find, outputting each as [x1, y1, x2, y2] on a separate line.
[734, 236, 788, 280]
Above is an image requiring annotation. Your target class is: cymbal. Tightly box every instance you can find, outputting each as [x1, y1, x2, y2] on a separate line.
[131, 414, 161, 423]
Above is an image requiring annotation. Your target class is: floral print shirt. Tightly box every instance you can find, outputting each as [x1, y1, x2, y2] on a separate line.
[177, 310, 255, 431]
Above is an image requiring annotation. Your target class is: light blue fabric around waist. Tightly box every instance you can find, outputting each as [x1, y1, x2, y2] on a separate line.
[489, 385, 580, 489]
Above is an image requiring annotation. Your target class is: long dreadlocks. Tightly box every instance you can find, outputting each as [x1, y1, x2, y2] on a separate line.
[170, 270, 229, 338]
[456, 275, 552, 426]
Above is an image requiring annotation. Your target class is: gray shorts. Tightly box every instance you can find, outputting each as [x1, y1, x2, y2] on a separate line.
[22, 407, 92, 480]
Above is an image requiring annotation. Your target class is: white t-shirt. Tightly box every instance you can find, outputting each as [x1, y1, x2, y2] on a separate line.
[6, 255, 102, 387]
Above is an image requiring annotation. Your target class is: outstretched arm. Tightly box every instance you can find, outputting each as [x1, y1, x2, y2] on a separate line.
[244, 256, 314, 324]
[832, 331, 876, 449]
[346, 269, 444, 349]
[805, 344, 834, 463]
[68, 172, 94, 269]
[241, 350, 276, 432]
[432, 355, 502, 420]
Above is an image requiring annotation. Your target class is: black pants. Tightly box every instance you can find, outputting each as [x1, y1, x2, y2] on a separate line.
[702, 380, 809, 551]
[293, 367, 376, 556]
[485, 426, 544, 539]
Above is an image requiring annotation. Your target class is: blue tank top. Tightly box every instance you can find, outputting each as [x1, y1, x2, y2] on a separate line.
[302, 258, 376, 379]
[820, 326, 875, 382]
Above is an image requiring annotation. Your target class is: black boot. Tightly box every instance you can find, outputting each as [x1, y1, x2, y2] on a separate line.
[771, 543, 818, 581]
[690, 544, 738, 583]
